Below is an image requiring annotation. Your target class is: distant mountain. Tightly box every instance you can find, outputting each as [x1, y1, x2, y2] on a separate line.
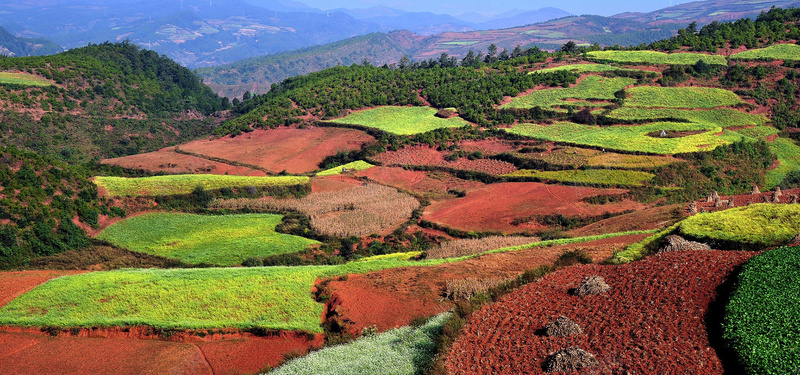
[0, 26, 61, 57]
[476, 8, 573, 29]
[197, 31, 418, 98]
[0, 0, 382, 67]
[615, 0, 800, 24]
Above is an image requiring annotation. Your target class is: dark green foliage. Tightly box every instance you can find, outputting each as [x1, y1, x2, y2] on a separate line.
[0, 146, 106, 267]
[653, 140, 775, 202]
[723, 245, 800, 374]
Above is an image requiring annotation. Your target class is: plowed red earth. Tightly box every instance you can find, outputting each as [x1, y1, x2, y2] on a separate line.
[372, 145, 517, 176]
[178, 126, 374, 174]
[355, 166, 484, 196]
[446, 250, 756, 375]
[101, 147, 267, 176]
[0, 326, 321, 375]
[423, 182, 646, 233]
[326, 233, 649, 334]
[0, 270, 85, 307]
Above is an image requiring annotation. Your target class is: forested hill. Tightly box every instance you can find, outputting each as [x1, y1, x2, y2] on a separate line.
[0, 42, 230, 163]
[0, 26, 61, 57]
[0, 146, 111, 268]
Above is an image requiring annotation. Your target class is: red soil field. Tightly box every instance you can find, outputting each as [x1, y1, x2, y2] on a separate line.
[567, 204, 685, 237]
[372, 145, 517, 176]
[355, 166, 484, 196]
[179, 126, 375, 174]
[423, 182, 646, 233]
[0, 326, 322, 375]
[446, 250, 756, 375]
[101, 147, 267, 176]
[458, 139, 523, 155]
[325, 233, 649, 334]
[0, 270, 85, 308]
[311, 175, 364, 193]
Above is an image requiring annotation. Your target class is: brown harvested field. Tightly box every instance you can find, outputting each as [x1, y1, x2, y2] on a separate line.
[355, 166, 484, 197]
[101, 147, 267, 176]
[567, 203, 685, 237]
[0, 327, 322, 375]
[372, 145, 517, 175]
[179, 126, 375, 174]
[458, 138, 526, 155]
[423, 182, 646, 233]
[0, 270, 85, 308]
[325, 233, 648, 334]
[311, 175, 364, 193]
[446, 250, 756, 375]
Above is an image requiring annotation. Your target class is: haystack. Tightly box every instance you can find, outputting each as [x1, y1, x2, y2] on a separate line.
[727, 197, 735, 208]
[775, 187, 783, 197]
[763, 195, 771, 203]
[750, 185, 760, 195]
[687, 201, 698, 214]
[791, 194, 798, 204]
[772, 191, 781, 203]
[545, 316, 583, 337]
[574, 275, 610, 296]
[790, 233, 800, 245]
[658, 235, 711, 253]
[544, 348, 599, 373]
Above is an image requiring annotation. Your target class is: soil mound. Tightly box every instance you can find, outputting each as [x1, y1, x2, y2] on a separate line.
[544, 316, 582, 337]
[544, 347, 598, 372]
[659, 235, 711, 253]
[574, 275, 610, 296]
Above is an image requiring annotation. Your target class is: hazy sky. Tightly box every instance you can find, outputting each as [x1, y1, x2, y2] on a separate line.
[300, 0, 696, 16]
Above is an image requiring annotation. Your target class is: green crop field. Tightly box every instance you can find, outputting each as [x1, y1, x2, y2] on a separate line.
[586, 50, 727, 65]
[501, 75, 635, 110]
[535, 63, 654, 75]
[607, 107, 768, 128]
[316, 160, 374, 176]
[511, 146, 677, 170]
[93, 174, 309, 197]
[96, 213, 319, 266]
[272, 313, 450, 375]
[0, 72, 55, 87]
[678, 203, 800, 249]
[766, 138, 800, 189]
[503, 169, 655, 187]
[723, 245, 800, 375]
[330, 106, 471, 135]
[625, 86, 746, 109]
[0, 230, 652, 332]
[730, 43, 800, 61]
[506, 121, 741, 154]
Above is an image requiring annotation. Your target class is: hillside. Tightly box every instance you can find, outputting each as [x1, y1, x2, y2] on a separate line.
[0, 42, 229, 163]
[0, 26, 61, 57]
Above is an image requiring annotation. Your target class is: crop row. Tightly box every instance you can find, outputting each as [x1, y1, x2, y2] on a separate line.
[93, 174, 310, 197]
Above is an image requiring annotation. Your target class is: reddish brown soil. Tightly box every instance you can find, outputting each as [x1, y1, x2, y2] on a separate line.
[372, 145, 517, 176]
[0, 325, 323, 375]
[0, 270, 85, 308]
[458, 139, 521, 155]
[690, 187, 800, 214]
[101, 147, 267, 176]
[423, 182, 647, 233]
[311, 175, 364, 193]
[446, 250, 756, 375]
[567, 204, 685, 237]
[179, 126, 374, 174]
[325, 233, 648, 334]
[355, 166, 484, 196]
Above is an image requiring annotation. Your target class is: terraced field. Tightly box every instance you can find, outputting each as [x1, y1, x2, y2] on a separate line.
[97, 213, 320, 266]
[330, 106, 471, 135]
[94, 174, 309, 197]
[535, 63, 656, 75]
[607, 107, 768, 128]
[502, 75, 635, 110]
[506, 121, 739, 154]
[504, 169, 655, 187]
[0, 72, 55, 87]
[586, 50, 727, 65]
[677, 203, 800, 249]
[316, 160, 374, 176]
[625, 86, 746, 109]
[730, 43, 800, 60]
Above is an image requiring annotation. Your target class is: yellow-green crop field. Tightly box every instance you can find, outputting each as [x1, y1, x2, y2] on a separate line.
[501, 75, 635, 110]
[97, 213, 319, 266]
[607, 107, 767, 128]
[316, 160, 374, 176]
[586, 50, 727, 65]
[0, 71, 54, 87]
[511, 146, 678, 170]
[330, 106, 471, 135]
[730, 43, 800, 61]
[625, 86, 746, 108]
[93, 174, 309, 197]
[766, 138, 800, 189]
[504, 168, 655, 187]
[506, 121, 741, 154]
[534, 63, 656, 75]
[678, 203, 800, 249]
